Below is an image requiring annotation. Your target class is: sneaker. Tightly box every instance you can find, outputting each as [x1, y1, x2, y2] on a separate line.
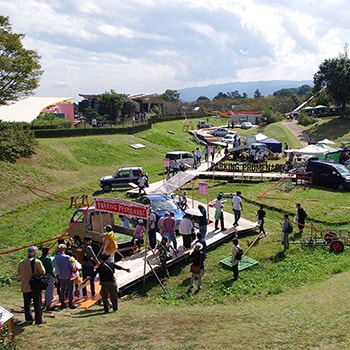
[35, 321, 47, 325]
[69, 304, 78, 309]
[187, 285, 194, 292]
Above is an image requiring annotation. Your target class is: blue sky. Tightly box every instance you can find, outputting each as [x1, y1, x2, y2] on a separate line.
[1, 0, 349, 101]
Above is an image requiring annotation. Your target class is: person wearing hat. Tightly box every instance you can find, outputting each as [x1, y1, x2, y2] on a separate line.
[53, 244, 78, 309]
[92, 253, 130, 313]
[188, 242, 206, 292]
[102, 225, 118, 262]
[148, 209, 157, 249]
[214, 192, 226, 231]
[18, 246, 46, 325]
[132, 219, 146, 252]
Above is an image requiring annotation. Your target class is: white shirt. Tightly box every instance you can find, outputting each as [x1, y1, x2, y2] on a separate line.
[215, 198, 223, 212]
[179, 217, 193, 235]
[232, 195, 242, 211]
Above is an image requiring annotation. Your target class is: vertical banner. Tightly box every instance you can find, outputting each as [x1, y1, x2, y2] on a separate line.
[208, 146, 214, 154]
[163, 158, 170, 168]
[198, 182, 207, 195]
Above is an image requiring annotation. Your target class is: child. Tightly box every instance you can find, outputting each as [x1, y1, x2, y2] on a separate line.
[132, 219, 146, 252]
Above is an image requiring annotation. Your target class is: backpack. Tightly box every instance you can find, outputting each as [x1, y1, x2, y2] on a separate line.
[236, 247, 243, 261]
[286, 222, 293, 234]
[75, 245, 89, 265]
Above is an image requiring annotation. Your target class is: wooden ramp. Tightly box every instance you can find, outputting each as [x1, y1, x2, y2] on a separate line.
[114, 200, 258, 292]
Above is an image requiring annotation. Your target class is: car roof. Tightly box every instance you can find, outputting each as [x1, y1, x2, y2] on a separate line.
[119, 166, 142, 170]
[165, 151, 191, 155]
[140, 193, 171, 200]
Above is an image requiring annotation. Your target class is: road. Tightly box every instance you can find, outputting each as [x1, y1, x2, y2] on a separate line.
[281, 119, 309, 147]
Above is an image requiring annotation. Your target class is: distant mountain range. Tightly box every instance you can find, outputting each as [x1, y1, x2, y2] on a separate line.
[177, 80, 313, 102]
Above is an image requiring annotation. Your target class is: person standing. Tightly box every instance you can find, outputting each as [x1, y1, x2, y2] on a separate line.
[17, 246, 46, 325]
[232, 191, 243, 227]
[92, 253, 130, 313]
[132, 219, 146, 251]
[203, 144, 209, 162]
[195, 147, 202, 165]
[256, 204, 267, 237]
[53, 244, 78, 309]
[148, 210, 157, 250]
[172, 159, 180, 176]
[281, 214, 291, 251]
[179, 213, 193, 250]
[157, 236, 171, 278]
[102, 225, 118, 262]
[163, 211, 177, 251]
[197, 204, 207, 239]
[137, 172, 147, 196]
[158, 212, 169, 237]
[231, 238, 241, 281]
[214, 192, 225, 231]
[81, 236, 99, 299]
[296, 203, 307, 234]
[39, 247, 55, 312]
[188, 243, 206, 292]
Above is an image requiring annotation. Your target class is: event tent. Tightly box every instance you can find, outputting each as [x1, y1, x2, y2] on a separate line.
[255, 133, 282, 153]
[285, 144, 330, 155]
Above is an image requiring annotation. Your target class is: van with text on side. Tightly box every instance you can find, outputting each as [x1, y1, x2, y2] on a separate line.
[306, 160, 350, 191]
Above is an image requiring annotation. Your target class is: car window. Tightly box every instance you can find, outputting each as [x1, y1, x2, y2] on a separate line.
[151, 199, 178, 211]
[116, 170, 130, 178]
[132, 170, 141, 177]
[165, 153, 177, 160]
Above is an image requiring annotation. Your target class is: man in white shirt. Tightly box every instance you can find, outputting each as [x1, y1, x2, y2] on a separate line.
[232, 191, 242, 227]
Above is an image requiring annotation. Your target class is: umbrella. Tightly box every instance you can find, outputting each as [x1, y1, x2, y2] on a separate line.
[185, 208, 203, 216]
[318, 138, 335, 145]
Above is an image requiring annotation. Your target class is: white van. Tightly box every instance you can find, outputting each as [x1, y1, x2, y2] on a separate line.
[165, 151, 194, 168]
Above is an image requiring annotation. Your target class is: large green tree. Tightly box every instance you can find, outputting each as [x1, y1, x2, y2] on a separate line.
[314, 52, 350, 116]
[0, 16, 42, 105]
[97, 90, 124, 122]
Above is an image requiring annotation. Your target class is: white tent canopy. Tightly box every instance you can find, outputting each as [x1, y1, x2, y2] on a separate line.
[285, 144, 329, 155]
[255, 133, 268, 141]
[318, 138, 335, 145]
[0, 96, 73, 123]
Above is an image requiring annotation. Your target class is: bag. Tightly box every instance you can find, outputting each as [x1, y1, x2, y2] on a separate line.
[190, 264, 201, 274]
[30, 274, 50, 290]
[236, 247, 243, 261]
[30, 259, 50, 290]
[75, 245, 89, 265]
[299, 208, 307, 220]
[287, 222, 293, 234]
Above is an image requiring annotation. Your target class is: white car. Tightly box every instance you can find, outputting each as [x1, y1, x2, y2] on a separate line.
[241, 122, 253, 129]
[222, 134, 238, 144]
[208, 127, 230, 137]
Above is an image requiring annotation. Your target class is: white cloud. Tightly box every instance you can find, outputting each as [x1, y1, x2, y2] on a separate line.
[1, 0, 349, 100]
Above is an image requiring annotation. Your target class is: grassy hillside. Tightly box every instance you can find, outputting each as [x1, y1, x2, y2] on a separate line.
[1, 116, 350, 349]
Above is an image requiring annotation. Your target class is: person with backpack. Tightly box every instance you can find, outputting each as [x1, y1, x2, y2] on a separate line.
[281, 214, 293, 251]
[296, 203, 307, 234]
[231, 238, 242, 281]
[80, 236, 99, 298]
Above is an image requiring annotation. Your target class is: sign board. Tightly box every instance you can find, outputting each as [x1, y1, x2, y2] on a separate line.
[94, 198, 149, 219]
[198, 182, 207, 195]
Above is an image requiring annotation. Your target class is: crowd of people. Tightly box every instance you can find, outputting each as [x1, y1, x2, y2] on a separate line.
[17, 184, 308, 325]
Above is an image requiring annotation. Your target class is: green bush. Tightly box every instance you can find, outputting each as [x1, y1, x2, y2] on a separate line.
[298, 114, 317, 126]
[0, 122, 37, 162]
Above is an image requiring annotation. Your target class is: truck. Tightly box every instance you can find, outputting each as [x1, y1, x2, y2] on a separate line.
[68, 207, 135, 257]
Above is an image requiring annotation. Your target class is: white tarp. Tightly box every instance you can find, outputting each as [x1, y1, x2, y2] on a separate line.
[0, 96, 73, 122]
[285, 144, 329, 155]
[255, 133, 268, 141]
[318, 138, 335, 145]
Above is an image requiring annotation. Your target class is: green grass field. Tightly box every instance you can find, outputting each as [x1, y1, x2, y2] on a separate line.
[1, 117, 350, 349]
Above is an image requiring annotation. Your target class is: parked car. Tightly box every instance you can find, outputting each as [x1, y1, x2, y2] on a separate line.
[306, 160, 350, 191]
[222, 133, 238, 144]
[240, 121, 254, 129]
[165, 151, 194, 168]
[197, 120, 213, 129]
[100, 166, 143, 192]
[208, 127, 230, 137]
[135, 194, 185, 230]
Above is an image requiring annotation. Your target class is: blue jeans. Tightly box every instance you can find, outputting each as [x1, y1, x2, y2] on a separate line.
[43, 275, 54, 307]
[199, 225, 207, 239]
[165, 232, 177, 250]
[233, 209, 241, 225]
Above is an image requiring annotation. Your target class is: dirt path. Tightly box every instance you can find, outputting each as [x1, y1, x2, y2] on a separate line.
[281, 119, 309, 147]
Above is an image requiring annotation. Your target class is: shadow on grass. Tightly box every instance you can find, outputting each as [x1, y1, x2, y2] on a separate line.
[270, 250, 287, 263]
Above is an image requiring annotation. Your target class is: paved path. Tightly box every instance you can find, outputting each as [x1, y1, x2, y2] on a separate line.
[281, 119, 309, 147]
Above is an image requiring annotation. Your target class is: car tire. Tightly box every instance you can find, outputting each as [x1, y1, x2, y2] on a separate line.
[102, 184, 112, 192]
[337, 183, 344, 191]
